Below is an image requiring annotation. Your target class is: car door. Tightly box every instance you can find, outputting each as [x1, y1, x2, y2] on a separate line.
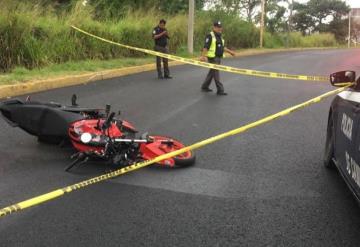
[335, 91, 360, 196]
[348, 101, 360, 197]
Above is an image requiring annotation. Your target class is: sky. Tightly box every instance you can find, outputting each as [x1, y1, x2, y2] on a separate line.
[297, 0, 360, 8]
[347, 0, 360, 8]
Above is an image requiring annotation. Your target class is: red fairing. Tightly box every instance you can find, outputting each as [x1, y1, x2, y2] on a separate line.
[140, 142, 176, 167]
[68, 119, 123, 153]
[122, 120, 136, 132]
[140, 135, 192, 167]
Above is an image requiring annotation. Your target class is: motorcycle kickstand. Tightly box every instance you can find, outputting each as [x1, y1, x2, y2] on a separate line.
[65, 153, 87, 172]
[58, 139, 69, 148]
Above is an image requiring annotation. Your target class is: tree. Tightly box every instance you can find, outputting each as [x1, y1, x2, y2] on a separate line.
[252, 0, 288, 33]
[265, 0, 287, 33]
[40, 0, 206, 18]
[328, 17, 348, 41]
[158, 0, 206, 14]
[241, 0, 261, 22]
[351, 20, 360, 44]
[292, 0, 350, 37]
[206, 0, 243, 15]
[292, 11, 313, 34]
[206, 0, 261, 21]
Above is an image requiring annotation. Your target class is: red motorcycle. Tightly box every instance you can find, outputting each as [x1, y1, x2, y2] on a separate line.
[0, 95, 195, 171]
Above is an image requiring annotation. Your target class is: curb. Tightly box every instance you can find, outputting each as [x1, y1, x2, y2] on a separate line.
[0, 47, 341, 99]
[0, 61, 183, 99]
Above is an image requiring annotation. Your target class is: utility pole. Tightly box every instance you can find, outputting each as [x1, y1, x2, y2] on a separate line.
[286, 0, 293, 48]
[348, 10, 351, 48]
[260, 0, 265, 48]
[188, 0, 195, 54]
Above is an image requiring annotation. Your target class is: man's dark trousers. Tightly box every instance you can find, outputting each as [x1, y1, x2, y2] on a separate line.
[201, 57, 224, 92]
[154, 45, 170, 77]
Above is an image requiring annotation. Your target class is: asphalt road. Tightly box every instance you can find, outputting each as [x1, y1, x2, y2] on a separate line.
[1, 49, 360, 247]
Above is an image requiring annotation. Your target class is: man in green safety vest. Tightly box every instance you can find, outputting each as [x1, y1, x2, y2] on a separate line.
[200, 21, 236, 95]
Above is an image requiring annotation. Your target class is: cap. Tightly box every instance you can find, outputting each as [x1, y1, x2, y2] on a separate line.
[213, 21, 222, 27]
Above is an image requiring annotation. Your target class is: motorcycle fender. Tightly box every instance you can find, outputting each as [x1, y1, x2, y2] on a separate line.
[140, 142, 175, 167]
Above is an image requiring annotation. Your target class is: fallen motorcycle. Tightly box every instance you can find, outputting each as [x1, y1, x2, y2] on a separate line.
[0, 95, 195, 171]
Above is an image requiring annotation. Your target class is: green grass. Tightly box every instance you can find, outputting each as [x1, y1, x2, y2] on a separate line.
[0, 49, 203, 85]
[0, 57, 154, 85]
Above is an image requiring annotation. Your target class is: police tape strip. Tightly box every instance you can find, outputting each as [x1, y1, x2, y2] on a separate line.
[0, 84, 352, 218]
[71, 25, 328, 82]
[333, 82, 352, 87]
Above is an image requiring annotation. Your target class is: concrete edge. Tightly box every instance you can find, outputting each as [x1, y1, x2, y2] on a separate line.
[0, 61, 183, 99]
[0, 47, 342, 99]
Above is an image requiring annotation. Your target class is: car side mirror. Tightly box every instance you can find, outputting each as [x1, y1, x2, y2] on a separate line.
[330, 71, 356, 87]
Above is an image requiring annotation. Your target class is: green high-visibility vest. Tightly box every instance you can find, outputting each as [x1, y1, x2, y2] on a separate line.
[207, 31, 225, 58]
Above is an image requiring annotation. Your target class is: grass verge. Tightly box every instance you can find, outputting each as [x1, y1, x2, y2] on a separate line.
[0, 57, 154, 85]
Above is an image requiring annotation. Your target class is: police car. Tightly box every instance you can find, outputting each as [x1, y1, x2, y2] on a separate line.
[324, 70, 360, 203]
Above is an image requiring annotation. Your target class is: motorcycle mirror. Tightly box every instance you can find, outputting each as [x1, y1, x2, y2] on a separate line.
[118, 110, 121, 116]
[105, 104, 111, 117]
[80, 133, 92, 144]
[102, 112, 115, 131]
[71, 94, 78, 106]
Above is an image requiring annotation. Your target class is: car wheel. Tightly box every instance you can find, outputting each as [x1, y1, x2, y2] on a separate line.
[323, 114, 335, 168]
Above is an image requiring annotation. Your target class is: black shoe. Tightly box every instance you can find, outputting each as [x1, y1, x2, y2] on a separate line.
[201, 88, 213, 92]
[217, 91, 228, 96]
[158, 75, 164, 79]
[164, 75, 172, 79]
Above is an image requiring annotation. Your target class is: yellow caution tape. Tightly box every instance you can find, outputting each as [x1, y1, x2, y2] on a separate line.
[71, 26, 328, 82]
[0, 84, 352, 218]
[333, 82, 353, 87]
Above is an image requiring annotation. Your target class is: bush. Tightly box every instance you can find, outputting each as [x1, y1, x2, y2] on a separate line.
[264, 32, 284, 48]
[263, 32, 337, 48]
[301, 33, 337, 47]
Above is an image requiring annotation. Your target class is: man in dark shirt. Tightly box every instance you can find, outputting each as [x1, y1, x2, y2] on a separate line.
[200, 21, 235, 95]
[152, 19, 172, 79]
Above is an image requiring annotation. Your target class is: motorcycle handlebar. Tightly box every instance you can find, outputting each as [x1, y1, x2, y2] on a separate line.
[102, 112, 115, 130]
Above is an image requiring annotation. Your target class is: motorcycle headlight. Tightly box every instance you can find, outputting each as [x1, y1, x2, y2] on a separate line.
[80, 133, 92, 144]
